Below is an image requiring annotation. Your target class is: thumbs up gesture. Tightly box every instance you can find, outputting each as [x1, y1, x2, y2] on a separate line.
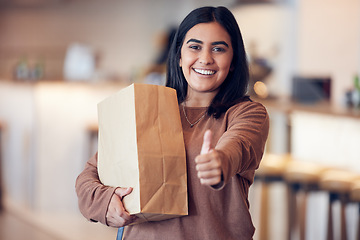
[195, 130, 223, 186]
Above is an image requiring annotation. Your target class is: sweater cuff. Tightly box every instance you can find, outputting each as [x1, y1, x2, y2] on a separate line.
[210, 174, 224, 190]
[99, 187, 117, 226]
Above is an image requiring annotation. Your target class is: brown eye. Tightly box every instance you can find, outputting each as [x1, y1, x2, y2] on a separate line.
[213, 47, 225, 52]
[189, 45, 201, 50]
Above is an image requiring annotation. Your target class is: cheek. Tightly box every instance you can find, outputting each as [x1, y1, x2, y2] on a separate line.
[220, 56, 233, 72]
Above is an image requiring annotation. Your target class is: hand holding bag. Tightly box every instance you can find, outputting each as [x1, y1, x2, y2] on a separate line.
[97, 83, 188, 224]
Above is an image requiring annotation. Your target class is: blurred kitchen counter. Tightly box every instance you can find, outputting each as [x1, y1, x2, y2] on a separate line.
[0, 79, 129, 90]
[254, 96, 360, 119]
[255, 96, 360, 174]
[0, 79, 128, 209]
[0, 80, 128, 239]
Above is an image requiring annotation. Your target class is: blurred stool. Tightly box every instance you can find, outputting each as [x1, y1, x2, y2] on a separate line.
[254, 153, 290, 240]
[319, 169, 360, 240]
[283, 160, 326, 240]
[350, 180, 360, 240]
[86, 123, 98, 158]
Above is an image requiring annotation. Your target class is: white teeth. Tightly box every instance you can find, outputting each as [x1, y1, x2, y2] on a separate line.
[194, 68, 215, 75]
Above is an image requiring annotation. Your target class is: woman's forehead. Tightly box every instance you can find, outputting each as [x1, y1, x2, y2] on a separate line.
[184, 22, 231, 44]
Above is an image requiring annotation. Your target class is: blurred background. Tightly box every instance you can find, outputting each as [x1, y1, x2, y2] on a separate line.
[0, 0, 359, 239]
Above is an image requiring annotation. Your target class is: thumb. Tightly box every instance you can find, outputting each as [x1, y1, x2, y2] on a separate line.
[200, 129, 212, 154]
[115, 187, 133, 199]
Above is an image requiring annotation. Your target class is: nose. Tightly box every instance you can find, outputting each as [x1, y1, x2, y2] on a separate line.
[199, 50, 214, 65]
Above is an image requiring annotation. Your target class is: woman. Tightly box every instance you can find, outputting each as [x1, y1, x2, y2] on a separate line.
[76, 6, 269, 240]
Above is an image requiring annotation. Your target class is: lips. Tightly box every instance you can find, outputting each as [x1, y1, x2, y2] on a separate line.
[193, 68, 216, 75]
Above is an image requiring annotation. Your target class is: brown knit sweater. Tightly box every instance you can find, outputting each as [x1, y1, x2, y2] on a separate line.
[75, 100, 269, 240]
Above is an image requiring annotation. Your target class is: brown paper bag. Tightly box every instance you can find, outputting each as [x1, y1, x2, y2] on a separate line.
[97, 83, 188, 224]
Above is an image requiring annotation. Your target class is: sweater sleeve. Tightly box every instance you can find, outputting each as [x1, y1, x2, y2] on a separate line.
[75, 152, 116, 226]
[215, 102, 269, 186]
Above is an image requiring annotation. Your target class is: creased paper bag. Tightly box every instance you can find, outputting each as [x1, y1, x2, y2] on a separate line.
[97, 83, 188, 224]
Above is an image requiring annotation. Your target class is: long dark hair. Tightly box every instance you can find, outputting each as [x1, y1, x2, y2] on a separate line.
[166, 6, 249, 118]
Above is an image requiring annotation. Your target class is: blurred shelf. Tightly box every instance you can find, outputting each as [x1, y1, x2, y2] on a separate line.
[255, 97, 360, 119]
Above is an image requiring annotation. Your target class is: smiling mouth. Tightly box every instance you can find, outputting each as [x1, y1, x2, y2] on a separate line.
[193, 68, 216, 75]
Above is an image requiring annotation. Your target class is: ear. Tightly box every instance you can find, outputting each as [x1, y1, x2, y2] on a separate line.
[179, 57, 182, 67]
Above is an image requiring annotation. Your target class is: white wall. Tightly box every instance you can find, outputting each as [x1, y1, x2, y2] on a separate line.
[0, 81, 127, 213]
[232, 2, 298, 97]
[33, 82, 122, 212]
[0, 83, 35, 208]
[296, 0, 360, 106]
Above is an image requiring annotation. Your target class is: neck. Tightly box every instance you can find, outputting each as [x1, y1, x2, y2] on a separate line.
[184, 90, 216, 107]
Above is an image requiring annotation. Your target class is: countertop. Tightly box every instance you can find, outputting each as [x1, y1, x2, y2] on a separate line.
[255, 97, 360, 119]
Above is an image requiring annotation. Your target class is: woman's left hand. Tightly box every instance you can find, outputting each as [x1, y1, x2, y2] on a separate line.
[195, 130, 223, 186]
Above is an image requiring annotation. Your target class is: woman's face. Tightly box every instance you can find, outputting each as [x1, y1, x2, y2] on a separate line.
[180, 22, 233, 99]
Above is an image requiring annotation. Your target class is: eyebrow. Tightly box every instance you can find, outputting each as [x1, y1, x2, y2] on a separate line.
[186, 38, 229, 48]
[212, 41, 229, 48]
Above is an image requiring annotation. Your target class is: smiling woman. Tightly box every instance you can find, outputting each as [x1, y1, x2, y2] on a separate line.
[76, 6, 269, 240]
[179, 22, 234, 107]
[166, 6, 249, 119]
